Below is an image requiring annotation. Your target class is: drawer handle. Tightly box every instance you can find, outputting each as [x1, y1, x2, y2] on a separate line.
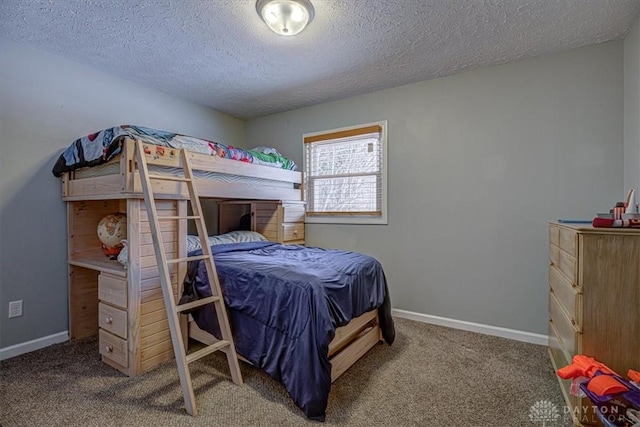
[105, 345, 113, 353]
[293, 230, 298, 235]
[105, 316, 113, 325]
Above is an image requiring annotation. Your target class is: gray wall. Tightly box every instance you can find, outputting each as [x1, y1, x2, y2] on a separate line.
[0, 36, 630, 350]
[624, 15, 640, 193]
[246, 41, 625, 335]
[0, 39, 245, 349]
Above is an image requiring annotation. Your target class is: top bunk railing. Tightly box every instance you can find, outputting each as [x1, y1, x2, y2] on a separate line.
[62, 138, 303, 202]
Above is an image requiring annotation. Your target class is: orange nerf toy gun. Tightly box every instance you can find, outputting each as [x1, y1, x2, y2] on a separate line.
[558, 355, 618, 380]
[558, 355, 628, 397]
[558, 356, 640, 426]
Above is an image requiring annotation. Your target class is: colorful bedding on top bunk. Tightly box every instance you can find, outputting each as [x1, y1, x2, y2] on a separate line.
[51, 125, 296, 177]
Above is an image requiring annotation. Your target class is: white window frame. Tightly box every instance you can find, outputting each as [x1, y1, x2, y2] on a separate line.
[303, 120, 388, 225]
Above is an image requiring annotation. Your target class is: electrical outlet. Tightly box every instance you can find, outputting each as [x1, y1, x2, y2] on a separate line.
[8, 300, 23, 318]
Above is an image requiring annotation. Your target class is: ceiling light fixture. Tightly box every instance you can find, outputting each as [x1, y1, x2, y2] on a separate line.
[256, 0, 314, 36]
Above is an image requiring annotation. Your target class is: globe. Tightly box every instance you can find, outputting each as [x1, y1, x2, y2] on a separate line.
[97, 213, 127, 255]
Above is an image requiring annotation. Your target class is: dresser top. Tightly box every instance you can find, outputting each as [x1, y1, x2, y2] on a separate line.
[551, 222, 640, 235]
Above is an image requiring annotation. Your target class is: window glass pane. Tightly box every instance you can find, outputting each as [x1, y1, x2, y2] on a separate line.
[310, 175, 378, 212]
[309, 138, 379, 177]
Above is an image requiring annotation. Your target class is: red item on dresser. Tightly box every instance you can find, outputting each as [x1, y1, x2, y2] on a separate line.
[592, 218, 640, 228]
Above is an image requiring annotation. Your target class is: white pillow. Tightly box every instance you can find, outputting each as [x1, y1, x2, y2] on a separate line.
[186, 235, 203, 253]
[186, 231, 268, 252]
[222, 230, 268, 243]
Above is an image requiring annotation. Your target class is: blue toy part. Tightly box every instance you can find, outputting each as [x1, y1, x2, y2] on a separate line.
[579, 372, 640, 427]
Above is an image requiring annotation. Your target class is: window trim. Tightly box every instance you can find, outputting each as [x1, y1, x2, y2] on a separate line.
[303, 120, 388, 225]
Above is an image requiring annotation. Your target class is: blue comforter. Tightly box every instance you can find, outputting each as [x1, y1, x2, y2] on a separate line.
[186, 242, 395, 421]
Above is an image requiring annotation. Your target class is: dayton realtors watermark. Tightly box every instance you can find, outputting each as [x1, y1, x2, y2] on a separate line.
[528, 399, 639, 426]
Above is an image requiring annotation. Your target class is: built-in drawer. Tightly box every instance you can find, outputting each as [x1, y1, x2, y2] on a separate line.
[549, 293, 581, 357]
[98, 273, 127, 309]
[99, 329, 128, 368]
[282, 223, 304, 242]
[99, 302, 128, 339]
[549, 265, 582, 331]
[282, 203, 305, 223]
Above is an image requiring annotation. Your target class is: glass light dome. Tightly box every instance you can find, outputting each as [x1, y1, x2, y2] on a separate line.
[256, 0, 315, 36]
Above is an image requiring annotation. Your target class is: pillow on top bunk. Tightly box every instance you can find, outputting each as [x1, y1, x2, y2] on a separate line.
[186, 231, 268, 253]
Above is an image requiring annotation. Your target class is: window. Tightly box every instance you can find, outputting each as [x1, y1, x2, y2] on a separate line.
[303, 121, 387, 224]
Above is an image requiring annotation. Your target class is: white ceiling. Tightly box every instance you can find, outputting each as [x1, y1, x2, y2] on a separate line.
[1, 0, 639, 119]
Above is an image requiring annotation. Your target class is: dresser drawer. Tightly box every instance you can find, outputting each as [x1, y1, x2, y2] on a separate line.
[549, 293, 581, 357]
[282, 223, 304, 242]
[282, 203, 305, 223]
[99, 329, 128, 367]
[548, 322, 578, 420]
[99, 302, 128, 339]
[558, 227, 577, 258]
[550, 242, 577, 288]
[98, 274, 127, 309]
[549, 225, 561, 247]
[557, 249, 577, 288]
[549, 265, 582, 331]
[548, 320, 570, 371]
[549, 243, 560, 266]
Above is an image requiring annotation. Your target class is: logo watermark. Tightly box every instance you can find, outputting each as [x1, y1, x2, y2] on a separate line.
[528, 399, 640, 427]
[528, 400, 560, 427]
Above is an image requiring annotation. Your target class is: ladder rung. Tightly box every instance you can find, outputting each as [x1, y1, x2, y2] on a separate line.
[157, 215, 201, 221]
[186, 340, 231, 364]
[176, 295, 221, 313]
[147, 174, 191, 182]
[167, 255, 209, 264]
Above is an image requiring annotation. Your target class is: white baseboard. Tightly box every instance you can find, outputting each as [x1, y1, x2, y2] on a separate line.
[392, 309, 548, 346]
[0, 312, 547, 360]
[0, 331, 69, 361]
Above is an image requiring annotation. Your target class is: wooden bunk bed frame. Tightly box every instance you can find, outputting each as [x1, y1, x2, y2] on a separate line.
[62, 139, 302, 201]
[62, 137, 383, 382]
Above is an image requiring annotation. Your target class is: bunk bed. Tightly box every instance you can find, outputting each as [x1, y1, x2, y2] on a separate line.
[54, 125, 394, 421]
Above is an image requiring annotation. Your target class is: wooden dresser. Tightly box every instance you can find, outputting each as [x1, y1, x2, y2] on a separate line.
[547, 222, 640, 425]
[219, 200, 305, 245]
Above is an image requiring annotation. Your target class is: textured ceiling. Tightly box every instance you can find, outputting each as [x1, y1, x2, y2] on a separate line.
[1, 0, 639, 119]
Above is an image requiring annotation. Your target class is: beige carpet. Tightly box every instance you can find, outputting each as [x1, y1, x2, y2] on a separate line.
[0, 318, 572, 426]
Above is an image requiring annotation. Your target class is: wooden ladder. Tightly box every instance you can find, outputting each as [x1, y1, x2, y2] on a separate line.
[135, 141, 243, 416]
